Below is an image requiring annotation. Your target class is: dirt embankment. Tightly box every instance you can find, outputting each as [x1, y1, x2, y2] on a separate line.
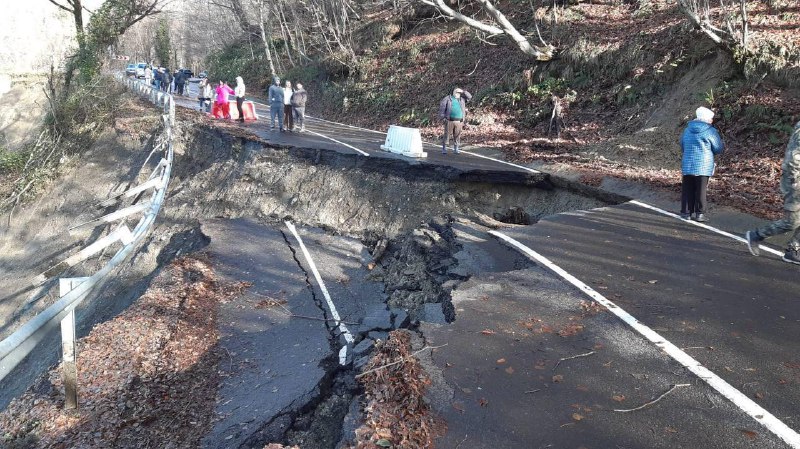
[0, 74, 48, 152]
[167, 118, 610, 238]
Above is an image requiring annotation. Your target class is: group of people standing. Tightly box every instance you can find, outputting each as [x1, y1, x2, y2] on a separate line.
[679, 106, 800, 265]
[192, 75, 307, 129]
[193, 77, 248, 122]
[143, 66, 188, 95]
[268, 76, 307, 132]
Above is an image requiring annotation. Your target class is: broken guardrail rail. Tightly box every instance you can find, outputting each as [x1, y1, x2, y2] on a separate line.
[0, 75, 175, 409]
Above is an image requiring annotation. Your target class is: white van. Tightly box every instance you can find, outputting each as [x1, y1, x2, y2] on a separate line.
[135, 63, 147, 78]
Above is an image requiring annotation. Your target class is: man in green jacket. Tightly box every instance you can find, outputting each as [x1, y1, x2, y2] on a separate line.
[438, 87, 472, 155]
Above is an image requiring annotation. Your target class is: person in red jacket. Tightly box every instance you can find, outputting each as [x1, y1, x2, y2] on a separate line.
[215, 81, 235, 119]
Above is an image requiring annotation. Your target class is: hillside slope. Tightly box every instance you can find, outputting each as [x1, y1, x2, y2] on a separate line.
[217, 0, 799, 219]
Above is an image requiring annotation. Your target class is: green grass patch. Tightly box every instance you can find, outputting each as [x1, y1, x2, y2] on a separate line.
[0, 148, 27, 173]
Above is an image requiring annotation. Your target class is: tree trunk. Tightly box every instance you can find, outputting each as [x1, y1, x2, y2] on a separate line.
[258, 0, 277, 77]
[475, 0, 553, 60]
[421, 0, 553, 60]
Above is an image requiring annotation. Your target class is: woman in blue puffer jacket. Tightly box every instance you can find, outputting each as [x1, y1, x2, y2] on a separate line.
[680, 106, 725, 222]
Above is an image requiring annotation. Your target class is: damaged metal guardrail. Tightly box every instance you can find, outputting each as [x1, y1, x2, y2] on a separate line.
[0, 75, 175, 409]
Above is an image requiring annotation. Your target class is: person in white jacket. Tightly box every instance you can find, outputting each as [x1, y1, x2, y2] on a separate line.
[198, 79, 213, 112]
[282, 80, 294, 131]
[234, 76, 246, 122]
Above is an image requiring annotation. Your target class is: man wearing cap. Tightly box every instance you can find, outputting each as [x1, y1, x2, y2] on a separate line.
[745, 121, 800, 265]
[438, 87, 472, 155]
[268, 76, 284, 131]
[679, 106, 725, 222]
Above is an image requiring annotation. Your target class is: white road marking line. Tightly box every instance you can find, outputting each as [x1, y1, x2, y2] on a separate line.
[305, 115, 387, 135]
[306, 115, 542, 173]
[285, 221, 355, 365]
[629, 200, 784, 257]
[456, 149, 540, 173]
[303, 129, 370, 157]
[489, 229, 800, 449]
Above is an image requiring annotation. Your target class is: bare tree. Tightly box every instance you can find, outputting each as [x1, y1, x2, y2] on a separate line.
[305, 0, 358, 65]
[257, 0, 277, 76]
[677, 0, 750, 51]
[47, 0, 87, 48]
[48, 0, 162, 94]
[420, 0, 554, 60]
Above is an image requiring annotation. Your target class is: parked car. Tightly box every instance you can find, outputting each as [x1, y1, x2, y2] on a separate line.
[178, 68, 193, 78]
[125, 63, 136, 77]
[135, 62, 147, 78]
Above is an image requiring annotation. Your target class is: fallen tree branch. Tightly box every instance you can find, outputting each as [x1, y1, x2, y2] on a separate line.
[355, 344, 448, 378]
[553, 350, 595, 371]
[614, 383, 691, 413]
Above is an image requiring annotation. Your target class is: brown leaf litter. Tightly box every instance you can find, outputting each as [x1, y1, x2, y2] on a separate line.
[349, 330, 445, 449]
[0, 254, 249, 449]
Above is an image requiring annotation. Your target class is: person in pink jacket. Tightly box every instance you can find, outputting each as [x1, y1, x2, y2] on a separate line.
[215, 81, 235, 119]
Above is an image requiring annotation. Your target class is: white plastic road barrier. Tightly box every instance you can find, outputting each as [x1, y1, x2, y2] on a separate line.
[380, 125, 427, 158]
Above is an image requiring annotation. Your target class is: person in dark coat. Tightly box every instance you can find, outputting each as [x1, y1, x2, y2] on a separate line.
[291, 83, 308, 132]
[268, 76, 284, 131]
[679, 106, 724, 222]
[438, 87, 472, 155]
[175, 70, 185, 96]
[745, 121, 800, 265]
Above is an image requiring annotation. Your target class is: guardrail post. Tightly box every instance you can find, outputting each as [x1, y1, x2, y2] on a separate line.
[59, 277, 88, 410]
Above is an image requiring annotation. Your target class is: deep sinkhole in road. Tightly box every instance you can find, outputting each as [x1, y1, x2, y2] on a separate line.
[170, 122, 618, 326]
[162, 123, 620, 448]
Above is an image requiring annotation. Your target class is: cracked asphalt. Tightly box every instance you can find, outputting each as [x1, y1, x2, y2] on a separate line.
[170, 91, 800, 448]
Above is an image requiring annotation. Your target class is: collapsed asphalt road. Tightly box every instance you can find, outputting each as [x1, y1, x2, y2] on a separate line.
[2, 87, 799, 449]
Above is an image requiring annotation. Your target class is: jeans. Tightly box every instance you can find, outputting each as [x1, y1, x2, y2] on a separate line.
[755, 209, 800, 250]
[283, 104, 294, 130]
[293, 107, 305, 130]
[443, 120, 463, 152]
[270, 104, 283, 129]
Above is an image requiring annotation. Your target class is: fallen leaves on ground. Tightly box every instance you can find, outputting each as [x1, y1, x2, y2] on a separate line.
[350, 330, 445, 449]
[0, 254, 250, 448]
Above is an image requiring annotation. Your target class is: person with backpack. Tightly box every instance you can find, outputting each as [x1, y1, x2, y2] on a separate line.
[438, 87, 472, 155]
